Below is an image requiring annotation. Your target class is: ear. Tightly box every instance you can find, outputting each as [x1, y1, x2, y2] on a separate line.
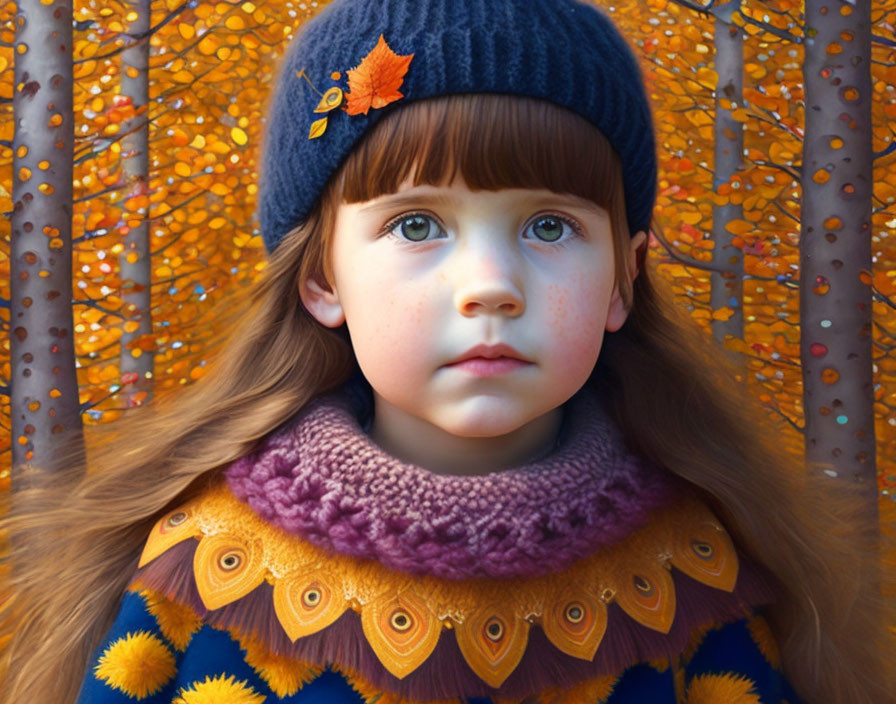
[299, 275, 346, 328]
[605, 229, 647, 332]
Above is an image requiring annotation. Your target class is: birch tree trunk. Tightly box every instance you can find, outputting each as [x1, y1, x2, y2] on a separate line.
[119, 0, 154, 409]
[10, 0, 81, 489]
[710, 1, 745, 344]
[800, 0, 877, 515]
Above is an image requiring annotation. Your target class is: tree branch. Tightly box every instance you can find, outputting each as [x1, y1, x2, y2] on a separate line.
[738, 13, 801, 43]
[764, 403, 805, 434]
[651, 220, 731, 273]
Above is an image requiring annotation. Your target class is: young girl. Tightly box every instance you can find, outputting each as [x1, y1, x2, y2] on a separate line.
[2, 0, 893, 702]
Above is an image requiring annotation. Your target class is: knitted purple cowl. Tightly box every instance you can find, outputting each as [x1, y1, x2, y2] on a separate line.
[225, 379, 686, 581]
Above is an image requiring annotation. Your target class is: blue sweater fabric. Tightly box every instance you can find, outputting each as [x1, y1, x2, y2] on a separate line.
[76, 589, 801, 703]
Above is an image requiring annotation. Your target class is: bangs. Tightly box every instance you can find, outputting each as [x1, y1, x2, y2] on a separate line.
[336, 93, 625, 219]
[313, 92, 638, 310]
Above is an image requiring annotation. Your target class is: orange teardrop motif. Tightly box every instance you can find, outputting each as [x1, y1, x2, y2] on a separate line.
[193, 533, 266, 611]
[541, 586, 608, 661]
[360, 587, 441, 679]
[454, 602, 530, 688]
[139, 503, 201, 568]
[273, 569, 348, 641]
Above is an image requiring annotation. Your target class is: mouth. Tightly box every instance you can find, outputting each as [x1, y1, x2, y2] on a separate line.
[443, 356, 532, 376]
[446, 343, 530, 366]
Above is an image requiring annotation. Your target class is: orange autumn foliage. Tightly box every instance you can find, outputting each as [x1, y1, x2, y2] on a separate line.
[344, 34, 414, 115]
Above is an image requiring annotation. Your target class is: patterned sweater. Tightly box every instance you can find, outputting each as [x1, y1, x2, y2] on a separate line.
[76, 382, 802, 703]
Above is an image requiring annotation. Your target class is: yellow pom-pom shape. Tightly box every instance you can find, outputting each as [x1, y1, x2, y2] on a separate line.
[173, 673, 266, 704]
[94, 630, 177, 698]
[686, 672, 762, 704]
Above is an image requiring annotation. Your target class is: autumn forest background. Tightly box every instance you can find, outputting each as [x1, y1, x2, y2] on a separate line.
[1, 0, 895, 592]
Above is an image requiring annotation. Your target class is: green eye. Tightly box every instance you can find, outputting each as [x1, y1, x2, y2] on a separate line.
[385, 213, 444, 242]
[401, 215, 432, 241]
[532, 215, 565, 242]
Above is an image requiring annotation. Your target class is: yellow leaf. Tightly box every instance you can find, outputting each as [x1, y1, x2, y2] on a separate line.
[874, 271, 895, 296]
[722, 337, 748, 354]
[308, 116, 328, 139]
[724, 219, 754, 235]
[769, 142, 795, 161]
[208, 141, 231, 154]
[75, 39, 99, 60]
[198, 36, 219, 55]
[696, 67, 718, 84]
[186, 210, 207, 225]
[171, 128, 190, 147]
[231, 127, 248, 146]
[712, 306, 735, 321]
[686, 110, 713, 127]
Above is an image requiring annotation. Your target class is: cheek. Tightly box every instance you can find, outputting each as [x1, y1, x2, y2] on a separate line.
[342, 271, 438, 386]
[543, 275, 612, 368]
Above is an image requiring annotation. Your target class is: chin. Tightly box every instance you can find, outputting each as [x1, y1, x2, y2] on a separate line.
[432, 410, 530, 439]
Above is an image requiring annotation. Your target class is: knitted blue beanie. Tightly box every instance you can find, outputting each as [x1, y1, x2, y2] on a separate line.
[258, 0, 657, 255]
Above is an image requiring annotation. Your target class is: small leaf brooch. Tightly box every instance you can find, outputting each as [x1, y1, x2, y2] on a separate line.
[297, 34, 415, 140]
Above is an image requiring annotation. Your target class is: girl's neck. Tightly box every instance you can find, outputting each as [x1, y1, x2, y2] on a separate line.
[367, 394, 565, 477]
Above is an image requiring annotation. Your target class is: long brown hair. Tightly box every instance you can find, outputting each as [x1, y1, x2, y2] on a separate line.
[1, 93, 893, 703]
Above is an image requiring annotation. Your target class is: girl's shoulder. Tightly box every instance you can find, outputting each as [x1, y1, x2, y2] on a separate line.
[123, 477, 782, 702]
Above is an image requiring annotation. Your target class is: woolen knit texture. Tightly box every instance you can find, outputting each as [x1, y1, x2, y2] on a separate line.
[225, 379, 685, 581]
[258, 0, 658, 254]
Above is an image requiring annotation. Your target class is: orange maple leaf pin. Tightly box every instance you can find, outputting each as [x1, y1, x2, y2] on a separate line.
[343, 34, 414, 116]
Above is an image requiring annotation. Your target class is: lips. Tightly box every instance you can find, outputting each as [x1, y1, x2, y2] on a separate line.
[446, 343, 530, 366]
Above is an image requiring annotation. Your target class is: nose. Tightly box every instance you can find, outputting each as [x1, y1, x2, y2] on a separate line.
[452, 238, 525, 318]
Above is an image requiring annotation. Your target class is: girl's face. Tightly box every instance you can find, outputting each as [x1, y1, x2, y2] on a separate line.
[302, 174, 645, 466]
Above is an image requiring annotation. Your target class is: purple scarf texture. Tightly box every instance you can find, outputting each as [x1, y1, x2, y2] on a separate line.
[133, 379, 779, 700]
[224, 379, 686, 580]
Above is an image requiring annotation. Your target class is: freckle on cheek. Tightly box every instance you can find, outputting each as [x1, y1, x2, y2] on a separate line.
[546, 285, 567, 321]
[413, 300, 423, 326]
[555, 291, 568, 320]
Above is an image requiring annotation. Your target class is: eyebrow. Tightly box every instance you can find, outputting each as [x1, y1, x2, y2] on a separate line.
[358, 191, 607, 217]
